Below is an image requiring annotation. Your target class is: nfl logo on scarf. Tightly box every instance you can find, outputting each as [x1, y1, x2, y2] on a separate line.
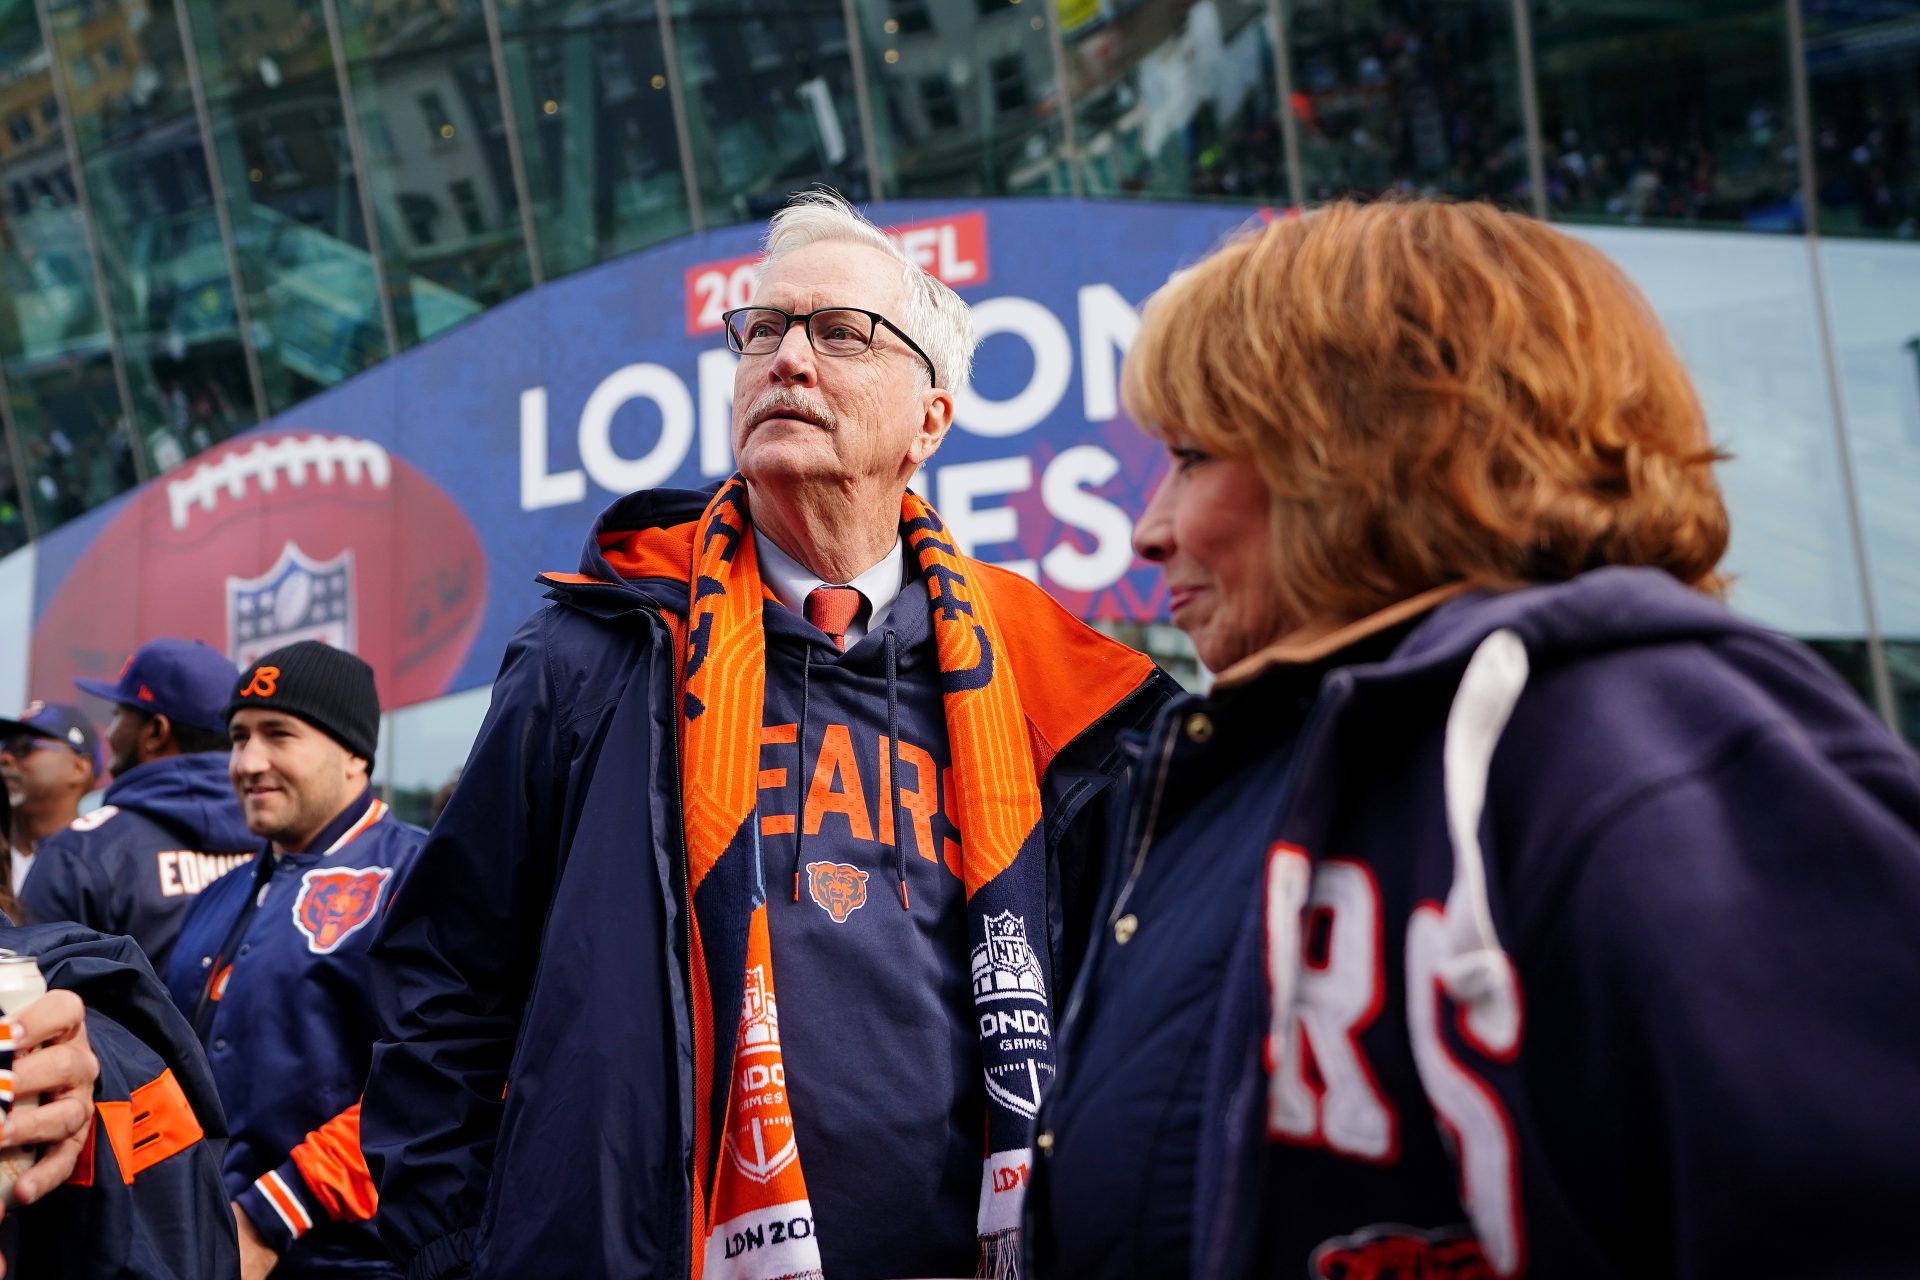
[973, 912, 1053, 1120]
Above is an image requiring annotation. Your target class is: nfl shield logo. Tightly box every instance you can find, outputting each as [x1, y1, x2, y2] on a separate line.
[227, 541, 355, 668]
[739, 963, 780, 1053]
[972, 911, 1047, 1002]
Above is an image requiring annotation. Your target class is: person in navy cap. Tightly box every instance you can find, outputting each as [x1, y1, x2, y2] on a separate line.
[0, 702, 100, 901]
[22, 639, 255, 973]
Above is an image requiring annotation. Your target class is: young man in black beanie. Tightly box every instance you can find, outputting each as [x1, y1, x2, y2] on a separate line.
[165, 640, 426, 1280]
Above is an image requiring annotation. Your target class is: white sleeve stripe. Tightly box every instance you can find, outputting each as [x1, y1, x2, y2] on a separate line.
[260, 1168, 315, 1234]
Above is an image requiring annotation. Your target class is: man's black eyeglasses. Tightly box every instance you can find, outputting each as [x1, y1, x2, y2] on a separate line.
[721, 306, 938, 386]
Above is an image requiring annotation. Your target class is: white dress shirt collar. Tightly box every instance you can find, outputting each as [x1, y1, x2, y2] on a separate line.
[755, 528, 907, 647]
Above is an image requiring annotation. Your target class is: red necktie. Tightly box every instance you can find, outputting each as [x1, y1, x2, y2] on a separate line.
[804, 586, 863, 652]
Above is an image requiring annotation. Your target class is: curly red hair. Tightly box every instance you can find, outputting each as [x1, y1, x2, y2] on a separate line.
[1122, 200, 1730, 629]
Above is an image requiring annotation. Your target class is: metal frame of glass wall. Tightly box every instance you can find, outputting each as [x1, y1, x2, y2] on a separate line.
[0, 0, 1913, 735]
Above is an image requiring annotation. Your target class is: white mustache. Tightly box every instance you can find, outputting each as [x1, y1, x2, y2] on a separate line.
[744, 389, 838, 432]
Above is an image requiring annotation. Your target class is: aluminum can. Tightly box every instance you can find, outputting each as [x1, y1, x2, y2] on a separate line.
[0, 951, 47, 1204]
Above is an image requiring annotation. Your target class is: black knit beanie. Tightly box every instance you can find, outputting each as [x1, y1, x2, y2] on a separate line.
[226, 641, 380, 760]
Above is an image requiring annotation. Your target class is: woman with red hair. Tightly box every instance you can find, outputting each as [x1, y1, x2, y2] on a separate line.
[1025, 201, 1920, 1279]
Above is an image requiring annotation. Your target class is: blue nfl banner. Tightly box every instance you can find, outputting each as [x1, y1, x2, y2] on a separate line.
[29, 198, 1263, 709]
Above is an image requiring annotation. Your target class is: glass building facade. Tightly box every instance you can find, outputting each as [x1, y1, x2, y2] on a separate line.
[1, 0, 1916, 813]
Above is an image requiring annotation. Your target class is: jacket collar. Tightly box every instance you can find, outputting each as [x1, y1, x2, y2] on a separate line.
[264, 785, 378, 866]
[1210, 582, 1475, 692]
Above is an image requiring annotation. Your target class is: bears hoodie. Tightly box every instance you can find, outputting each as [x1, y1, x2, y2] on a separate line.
[24, 751, 256, 972]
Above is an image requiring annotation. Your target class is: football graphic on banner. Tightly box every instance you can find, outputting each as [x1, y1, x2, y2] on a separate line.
[32, 430, 488, 712]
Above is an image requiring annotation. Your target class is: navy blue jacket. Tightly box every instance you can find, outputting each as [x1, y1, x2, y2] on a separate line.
[361, 485, 1176, 1280]
[23, 752, 256, 973]
[1029, 569, 1920, 1279]
[1, 921, 237, 1280]
[167, 790, 426, 1278]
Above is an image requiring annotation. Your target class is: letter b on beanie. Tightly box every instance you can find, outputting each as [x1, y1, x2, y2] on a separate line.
[227, 641, 380, 759]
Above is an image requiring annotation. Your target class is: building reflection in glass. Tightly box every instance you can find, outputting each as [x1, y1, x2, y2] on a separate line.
[1065, 0, 1287, 203]
[1805, 0, 1919, 239]
[859, 0, 1071, 198]
[189, 0, 394, 409]
[0, 0, 133, 534]
[499, 0, 691, 275]
[1285, 0, 1525, 205]
[335, 0, 529, 347]
[42, 0, 257, 474]
[1533, 0, 1797, 230]
[1802, 1, 1920, 743]
[672, 0, 869, 227]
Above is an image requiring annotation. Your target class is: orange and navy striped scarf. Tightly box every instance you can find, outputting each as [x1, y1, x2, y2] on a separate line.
[681, 476, 1052, 1280]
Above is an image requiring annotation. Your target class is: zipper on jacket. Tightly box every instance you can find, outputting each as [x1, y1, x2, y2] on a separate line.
[191, 851, 276, 1039]
[1103, 720, 1180, 937]
[1057, 714, 1180, 1036]
[643, 604, 698, 1278]
[1028, 668, 1365, 1269]
[1057, 673, 1356, 1045]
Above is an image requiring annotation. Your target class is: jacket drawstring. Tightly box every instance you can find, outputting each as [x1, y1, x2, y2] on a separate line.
[792, 645, 813, 902]
[1434, 627, 1529, 1041]
[885, 628, 907, 910]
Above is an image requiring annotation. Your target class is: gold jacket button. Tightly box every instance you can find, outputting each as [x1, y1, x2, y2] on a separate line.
[1184, 712, 1213, 743]
[1036, 1130, 1055, 1156]
[1114, 913, 1139, 944]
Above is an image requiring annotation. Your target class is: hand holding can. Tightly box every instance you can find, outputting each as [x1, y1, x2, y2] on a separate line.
[0, 954, 45, 1205]
[0, 955, 96, 1212]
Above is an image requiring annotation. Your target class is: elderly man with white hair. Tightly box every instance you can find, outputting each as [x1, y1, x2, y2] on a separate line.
[362, 190, 1175, 1280]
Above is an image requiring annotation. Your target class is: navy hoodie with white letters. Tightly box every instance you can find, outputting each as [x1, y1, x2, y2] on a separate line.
[1031, 568, 1920, 1280]
[23, 751, 256, 972]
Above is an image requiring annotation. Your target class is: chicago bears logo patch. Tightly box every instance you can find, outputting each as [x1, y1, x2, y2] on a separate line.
[805, 861, 868, 923]
[292, 866, 393, 954]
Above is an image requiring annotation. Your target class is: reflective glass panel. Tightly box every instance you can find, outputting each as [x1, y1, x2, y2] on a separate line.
[498, 0, 691, 277]
[44, 0, 257, 471]
[385, 684, 487, 824]
[670, 0, 871, 226]
[1805, 0, 1920, 745]
[1816, 232, 1920, 747]
[333, 0, 526, 346]
[1064, 0, 1288, 202]
[1284, 0, 1526, 204]
[1898, 642, 1920, 749]
[1532, 0, 1797, 230]
[6, 355, 133, 532]
[0, 441, 25, 553]
[186, 0, 391, 411]
[857, 0, 1071, 198]
[1805, 1, 1920, 239]
[0, 0, 133, 533]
